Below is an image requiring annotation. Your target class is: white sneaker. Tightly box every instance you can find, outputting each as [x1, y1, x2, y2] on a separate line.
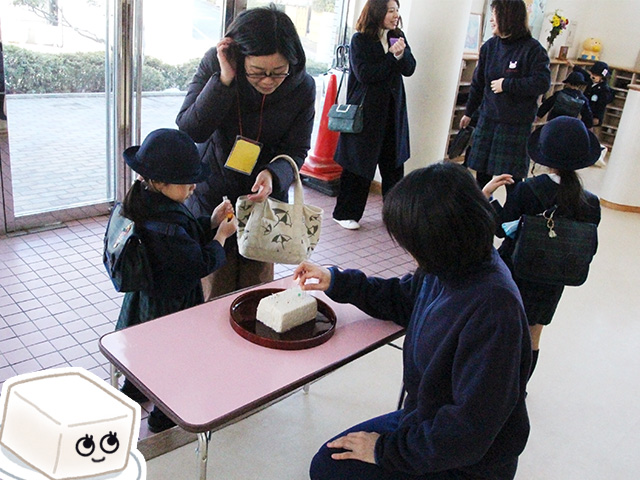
[333, 218, 360, 230]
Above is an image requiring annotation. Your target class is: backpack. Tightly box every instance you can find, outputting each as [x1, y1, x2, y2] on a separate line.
[551, 90, 585, 118]
[103, 203, 186, 292]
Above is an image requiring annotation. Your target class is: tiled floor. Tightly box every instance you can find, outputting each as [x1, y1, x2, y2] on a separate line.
[2, 165, 640, 479]
[0, 185, 414, 434]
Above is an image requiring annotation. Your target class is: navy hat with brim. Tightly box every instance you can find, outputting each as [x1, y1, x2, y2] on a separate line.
[590, 61, 609, 77]
[563, 71, 588, 85]
[527, 117, 601, 171]
[123, 128, 210, 184]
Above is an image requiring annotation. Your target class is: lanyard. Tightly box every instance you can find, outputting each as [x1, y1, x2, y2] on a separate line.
[236, 90, 266, 143]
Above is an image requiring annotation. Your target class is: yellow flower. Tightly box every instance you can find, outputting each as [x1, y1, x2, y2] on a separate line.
[552, 16, 560, 27]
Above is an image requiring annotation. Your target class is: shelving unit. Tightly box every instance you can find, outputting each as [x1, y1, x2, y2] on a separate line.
[447, 55, 478, 161]
[447, 56, 640, 157]
[600, 66, 640, 150]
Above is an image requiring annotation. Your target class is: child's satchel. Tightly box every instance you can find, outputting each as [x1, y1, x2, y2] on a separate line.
[236, 155, 323, 265]
[511, 206, 598, 286]
[551, 90, 585, 118]
[103, 204, 185, 292]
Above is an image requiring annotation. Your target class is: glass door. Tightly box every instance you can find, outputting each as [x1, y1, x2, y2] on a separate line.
[0, 0, 114, 233]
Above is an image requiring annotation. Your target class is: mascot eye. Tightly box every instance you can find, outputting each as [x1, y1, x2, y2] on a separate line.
[100, 431, 120, 454]
[75, 434, 95, 457]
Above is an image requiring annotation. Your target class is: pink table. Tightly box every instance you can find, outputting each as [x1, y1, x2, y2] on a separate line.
[99, 277, 404, 480]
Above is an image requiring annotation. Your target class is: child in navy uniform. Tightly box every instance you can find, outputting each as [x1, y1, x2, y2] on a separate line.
[115, 128, 237, 433]
[482, 117, 601, 378]
[571, 60, 614, 127]
[536, 71, 593, 128]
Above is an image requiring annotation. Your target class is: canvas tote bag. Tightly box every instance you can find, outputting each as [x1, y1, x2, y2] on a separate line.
[236, 155, 323, 264]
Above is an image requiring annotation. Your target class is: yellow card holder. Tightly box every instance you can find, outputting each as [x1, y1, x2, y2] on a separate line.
[224, 136, 263, 175]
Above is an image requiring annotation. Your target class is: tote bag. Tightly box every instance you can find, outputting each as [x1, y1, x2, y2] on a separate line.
[511, 208, 598, 286]
[236, 155, 323, 264]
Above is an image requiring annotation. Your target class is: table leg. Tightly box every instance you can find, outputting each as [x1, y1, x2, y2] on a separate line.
[110, 364, 121, 389]
[197, 432, 211, 480]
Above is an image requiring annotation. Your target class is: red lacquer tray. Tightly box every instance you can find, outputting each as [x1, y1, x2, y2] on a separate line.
[229, 288, 336, 350]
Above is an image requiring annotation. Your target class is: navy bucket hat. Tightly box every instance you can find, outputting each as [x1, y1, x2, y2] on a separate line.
[123, 128, 210, 184]
[527, 117, 601, 171]
[563, 71, 588, 85]
[590, 61, 609, 77]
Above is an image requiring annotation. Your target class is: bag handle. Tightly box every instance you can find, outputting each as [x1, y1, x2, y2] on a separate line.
[269, 154, 304, 209]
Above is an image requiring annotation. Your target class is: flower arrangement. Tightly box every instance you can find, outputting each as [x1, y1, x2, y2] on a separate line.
[547, 10, 569, 48]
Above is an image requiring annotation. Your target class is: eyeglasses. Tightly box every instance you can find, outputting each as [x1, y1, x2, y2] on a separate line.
[245, 71, 290, 79]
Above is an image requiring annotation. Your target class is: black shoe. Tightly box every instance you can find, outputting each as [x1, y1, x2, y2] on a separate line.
[120, 379, 148, 403]
[147, 407, 176, 433]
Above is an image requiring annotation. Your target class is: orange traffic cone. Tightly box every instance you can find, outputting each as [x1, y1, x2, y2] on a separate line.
[301, 73, 342, 196]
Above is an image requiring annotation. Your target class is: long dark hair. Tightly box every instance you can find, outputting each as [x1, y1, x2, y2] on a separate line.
[121, 180, 148, 224]
[556, 169, 591, 220]
[491, 0, 531, 40]
[225, 4, 306, 74]
[356, 0, 402, 39]
[383, 163, 495, 278]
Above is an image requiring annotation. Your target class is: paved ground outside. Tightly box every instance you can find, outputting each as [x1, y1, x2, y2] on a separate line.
[5, 93, 187, 216]
[5, 83, 325, 217]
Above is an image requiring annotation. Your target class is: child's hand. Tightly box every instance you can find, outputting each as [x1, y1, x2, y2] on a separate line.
[213, 215, 237, 246]
[482, 174, 513, 199]
[293, 261, 332, 291]
[211, 198, 234, 229]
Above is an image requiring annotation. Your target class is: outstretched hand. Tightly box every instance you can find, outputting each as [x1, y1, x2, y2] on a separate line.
[293, 261, 332, 291]
[247, 170, 273, 202]
[482, 174, 514, 199]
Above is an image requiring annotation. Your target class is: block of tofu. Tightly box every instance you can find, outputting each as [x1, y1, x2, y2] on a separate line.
[0, 368, 139, 480]
[256, 288, 318, 333]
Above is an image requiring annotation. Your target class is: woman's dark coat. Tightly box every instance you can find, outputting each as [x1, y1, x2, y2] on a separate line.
[176, 47, 316, 217]
[334, 32, 416, 180]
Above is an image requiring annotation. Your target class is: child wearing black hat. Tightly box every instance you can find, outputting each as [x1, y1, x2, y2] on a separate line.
[536, 71, 593, 128]
[113, 128, 237, 432]
[482, 117, 601, 378]
[570, 60, 614, 127]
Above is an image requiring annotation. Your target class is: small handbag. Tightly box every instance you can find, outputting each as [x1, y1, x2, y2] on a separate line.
[447, 126, 474, 159]
[236, 155, 324, 265]
[103, 203, 185, 292]
[511, 207, 598, 286]
[327, 71, 364, 134]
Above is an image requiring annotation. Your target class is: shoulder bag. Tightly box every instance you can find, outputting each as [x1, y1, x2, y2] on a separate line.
[511, 206, 598, 286]
[327, 69, 364, 134]
[236, 155, 323, 265]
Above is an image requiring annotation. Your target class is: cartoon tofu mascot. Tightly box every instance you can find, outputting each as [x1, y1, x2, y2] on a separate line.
[0, 368, 146, 480]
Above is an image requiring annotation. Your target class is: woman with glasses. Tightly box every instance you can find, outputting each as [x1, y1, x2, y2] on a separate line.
[332, 0, 416, 230]
[177, 5, 315, 300]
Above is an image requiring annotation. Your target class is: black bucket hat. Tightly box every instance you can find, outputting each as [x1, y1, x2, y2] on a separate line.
[123, 129, 210, 184]
[563, 71, 588, 85]
[527, 117, 601, 170]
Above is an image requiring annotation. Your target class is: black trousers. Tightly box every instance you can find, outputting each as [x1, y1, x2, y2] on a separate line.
[333, 112, 403, 222]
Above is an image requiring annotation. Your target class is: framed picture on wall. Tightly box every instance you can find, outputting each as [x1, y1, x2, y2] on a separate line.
[464, 13, 482, 55]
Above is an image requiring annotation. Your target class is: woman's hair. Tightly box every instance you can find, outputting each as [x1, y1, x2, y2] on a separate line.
[225, 4, 306, 73]
[556, 169, 590, 220]
[356, 0, 402, 38]
[383, 163, 496, 278]
[491, 0, 531, 40]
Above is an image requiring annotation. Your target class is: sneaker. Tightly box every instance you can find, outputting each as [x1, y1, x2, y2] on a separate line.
[120, 379, 148, 403]
[147, 407, 176, 433]
[333, 218, 360, 230]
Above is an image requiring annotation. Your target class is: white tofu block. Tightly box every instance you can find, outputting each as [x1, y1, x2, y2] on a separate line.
[256, 288, 318, 333]
[0, 368, 139, 480]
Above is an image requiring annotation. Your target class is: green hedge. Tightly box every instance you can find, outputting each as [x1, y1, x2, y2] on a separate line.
[3, 44, 199, 94]
[3, 44, 328, 94]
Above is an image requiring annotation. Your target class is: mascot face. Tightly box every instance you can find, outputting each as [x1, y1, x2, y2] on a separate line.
[583, 37, 602, 53]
